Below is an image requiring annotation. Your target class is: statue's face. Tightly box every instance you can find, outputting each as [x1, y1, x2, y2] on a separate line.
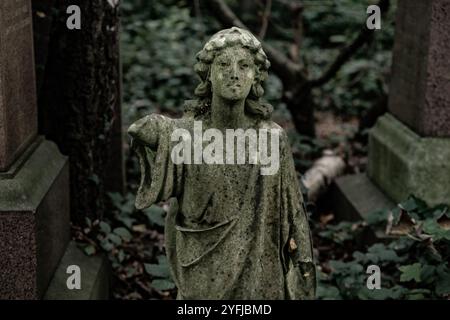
[210, 46, 256, 102]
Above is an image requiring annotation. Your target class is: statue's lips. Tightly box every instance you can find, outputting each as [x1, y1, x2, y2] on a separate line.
[227, 83, 242, 89]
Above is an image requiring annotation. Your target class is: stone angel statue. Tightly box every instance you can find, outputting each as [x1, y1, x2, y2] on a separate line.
[128, 27, 316, 299]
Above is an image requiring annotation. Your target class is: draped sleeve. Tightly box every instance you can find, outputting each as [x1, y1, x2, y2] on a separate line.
[127, 114, 183, 210]
[279, 130, 316, 299]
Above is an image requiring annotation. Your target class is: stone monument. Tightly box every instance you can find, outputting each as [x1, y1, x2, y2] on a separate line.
[0, 0, 70, 299]
[368, 0, 450, 207]
[333, 0, 450, 222]
[128, 27, 316, 299]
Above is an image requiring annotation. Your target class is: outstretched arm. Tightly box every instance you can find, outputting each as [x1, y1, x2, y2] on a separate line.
[128, 114, 182, 210]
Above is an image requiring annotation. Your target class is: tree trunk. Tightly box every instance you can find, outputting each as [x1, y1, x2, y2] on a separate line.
[33, 0, 122, 224]
[284, 83, 316, 137]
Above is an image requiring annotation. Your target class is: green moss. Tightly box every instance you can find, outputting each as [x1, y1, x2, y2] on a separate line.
[368, 113, 450, 207]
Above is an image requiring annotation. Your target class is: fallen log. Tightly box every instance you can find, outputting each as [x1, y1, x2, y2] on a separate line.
[302, 150, 346, 202]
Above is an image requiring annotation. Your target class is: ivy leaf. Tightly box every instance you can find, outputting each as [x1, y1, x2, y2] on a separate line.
[116, 215, 136, 229]
[352, 251, 366, 263]
[144, 263, 170, 278]
[108, 233, 122, 246]
[151, 279, 175, 291]
[367, 243, 402, 263]
[406, 289, 431, 300]
[316, 285, 341, 300]
[422, 219, 450, 241]
[436, 268, 450, 296]
[89, 174, 100, 185]
[436, 279, 450, 297]
[99, 221, 111, 234]
[83, 245, 96, 256]
[100, 239, 114, 252]
[125, 266, 137, 278]
[113, 227, 132, 242]
[431, 205, 449, 220]
[157, 255, 169, 267]
[399, 263, 422, 282]
[329, 260, 363, 275]
[420, 264, 436, 285]
[108, 192, 124, 208]
[366, 209, 389, 226]
[390, 207, 402, 225]
[399, 197, 418, 212]
[399, 196, 428, 219]
[117, 250, 125, 263]
[358, 287, 406, 300]
[144, 205, 166, 227]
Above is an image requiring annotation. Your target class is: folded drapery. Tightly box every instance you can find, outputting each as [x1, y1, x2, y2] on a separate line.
[129, 113, 316, 299]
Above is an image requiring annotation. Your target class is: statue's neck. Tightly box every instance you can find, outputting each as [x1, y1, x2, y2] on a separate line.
[210, 94, 248, 130]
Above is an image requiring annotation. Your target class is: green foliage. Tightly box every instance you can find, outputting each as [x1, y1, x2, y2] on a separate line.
[301, 0, 397, 116]
[144, 205, 166, 227]
[75, 191, 173, 298]
[316, 196, 450, 300]
[145, 255, 176, 291]
[399, 263, 422, 283]
[115, 0, 411, 300]
[121, 0, 210, 123]
[234, 0, 397, 117]
[120, 0, 396, 182]
[121, 0, 396, 131]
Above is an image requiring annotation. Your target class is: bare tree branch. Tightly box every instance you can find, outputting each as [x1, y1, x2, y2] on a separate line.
[207, 0, 247, 29]
[259, 0, 272, 40]
[308, 0, 391, 88]
[193, 0, 206, 37]
[275, 0, 303, 9]
[308, 28, 375, 88]
[289, 1, 304, 63]
[206, 0, 391, 134]
[205, 0, 304, 84]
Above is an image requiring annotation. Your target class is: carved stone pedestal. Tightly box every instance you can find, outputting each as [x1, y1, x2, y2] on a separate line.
[0, 137, 70, 299]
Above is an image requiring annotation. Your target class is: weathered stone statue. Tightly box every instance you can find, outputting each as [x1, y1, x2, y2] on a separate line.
[128, 27, 316, 299]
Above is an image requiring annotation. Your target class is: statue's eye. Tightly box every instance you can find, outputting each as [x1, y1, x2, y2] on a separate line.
[241, 64, 249, 68]
[220, 61, 229, 67]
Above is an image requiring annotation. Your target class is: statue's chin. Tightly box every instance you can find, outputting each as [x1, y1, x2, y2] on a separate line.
[220, 92, 247, 103]
[225, 97, 242, 103]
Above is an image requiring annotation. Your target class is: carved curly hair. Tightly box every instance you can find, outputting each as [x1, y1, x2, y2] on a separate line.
[185, 27, 273, 120]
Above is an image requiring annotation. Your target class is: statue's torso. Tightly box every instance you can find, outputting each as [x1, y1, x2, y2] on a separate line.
[165, 117, 287, 299]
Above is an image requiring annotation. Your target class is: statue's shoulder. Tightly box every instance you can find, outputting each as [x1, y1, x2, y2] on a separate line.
[128, 112, 185, 137]
[130, 113, 172, 125]
[183, 99, 200, 116]
[258, 119, 287, 135]
[258, 119, 291, 152]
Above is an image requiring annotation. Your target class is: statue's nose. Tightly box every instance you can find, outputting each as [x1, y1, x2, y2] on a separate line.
[230, 63, 239, 80]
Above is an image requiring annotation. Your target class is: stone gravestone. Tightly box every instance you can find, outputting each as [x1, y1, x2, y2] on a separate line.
[368, 0, 450, 207]
[387, 0, 450, 138]
[0, 0, 70, 299]
[333, 0, 450, 221]
[0, 0, 38, 171]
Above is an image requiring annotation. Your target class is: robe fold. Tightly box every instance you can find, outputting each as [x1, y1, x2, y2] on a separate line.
[128, 113, 316, 299]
